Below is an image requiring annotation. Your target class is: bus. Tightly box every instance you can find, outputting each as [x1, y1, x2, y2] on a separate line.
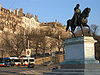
[0, 58, 5, 66]
[0, 57, 35, 67]
[0, 57, 14, 66]
[20, 57, 35, 67]
[9, 57, 21, 66]
[10, 57, 35, 66]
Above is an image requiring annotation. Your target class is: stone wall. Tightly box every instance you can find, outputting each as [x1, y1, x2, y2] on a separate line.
[35, 54, 64, 65]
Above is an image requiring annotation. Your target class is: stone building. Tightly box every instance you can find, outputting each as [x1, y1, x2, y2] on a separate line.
[0, 5, 22, 57]
[0, 5, 70, 58]
[0, 5, 22, 33]
[21, 17, 40, 31]
[0, 5, 40, 57]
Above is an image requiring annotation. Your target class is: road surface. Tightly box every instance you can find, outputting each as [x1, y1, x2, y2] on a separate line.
[0, 65, 51, 75]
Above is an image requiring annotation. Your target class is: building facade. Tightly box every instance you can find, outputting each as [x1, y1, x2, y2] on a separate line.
[0, 5, 40, 57]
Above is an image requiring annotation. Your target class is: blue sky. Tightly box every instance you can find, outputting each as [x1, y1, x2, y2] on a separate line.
[0, 0, 100, 26]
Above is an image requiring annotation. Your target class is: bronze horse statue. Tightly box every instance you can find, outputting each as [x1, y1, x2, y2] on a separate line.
[66, 7, 91, 37]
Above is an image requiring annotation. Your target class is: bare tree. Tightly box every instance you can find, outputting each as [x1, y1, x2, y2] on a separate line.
[2, 31, 14, 56]
[49, 39, 57, 54]
[30, 29, 46, 58]
[13, 33, 25, 57]
[91, 24, 99, 35]
[2, 26, 26, 57]
[55, 31, 64, 54]
[40, 37, 47, 56]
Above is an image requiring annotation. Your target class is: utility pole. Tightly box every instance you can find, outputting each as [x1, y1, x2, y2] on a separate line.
[28, 40, 29, 49]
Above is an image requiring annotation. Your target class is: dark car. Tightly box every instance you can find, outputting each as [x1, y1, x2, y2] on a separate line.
[43, 61, 53, 66]
[28, 63, 35, 68]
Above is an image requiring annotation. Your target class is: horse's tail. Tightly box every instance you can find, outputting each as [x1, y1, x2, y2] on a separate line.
[66, 20, 71, 32]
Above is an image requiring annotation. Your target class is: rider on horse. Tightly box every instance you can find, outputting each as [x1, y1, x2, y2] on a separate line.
[66, 4, 91, 37]
[74, 4, 81, 26]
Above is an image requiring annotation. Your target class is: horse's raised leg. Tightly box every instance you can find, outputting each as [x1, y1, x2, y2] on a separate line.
[71, 26, 76, 37]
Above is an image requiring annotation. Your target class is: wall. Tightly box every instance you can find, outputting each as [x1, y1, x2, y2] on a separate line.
[35, 54, 64, 65]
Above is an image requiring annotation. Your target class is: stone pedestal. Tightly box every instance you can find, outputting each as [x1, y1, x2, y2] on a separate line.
[65, 36, 95, 61]
[62, 36, 99, 65]
[44, 36, 100, 75]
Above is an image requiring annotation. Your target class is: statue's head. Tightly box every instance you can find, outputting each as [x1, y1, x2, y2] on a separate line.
[76, 4, 80, 7]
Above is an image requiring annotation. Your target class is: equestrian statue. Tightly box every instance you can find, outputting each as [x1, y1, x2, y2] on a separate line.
[66, 4, 91, 37]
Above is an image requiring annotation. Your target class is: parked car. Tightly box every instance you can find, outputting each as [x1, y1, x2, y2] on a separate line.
[28, 63, 35, 68]
[43, 61, 53, 66]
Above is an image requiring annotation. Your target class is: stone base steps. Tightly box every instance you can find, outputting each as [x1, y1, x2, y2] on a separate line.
[44, 64, 100, 75]
[53, 69, 84, 72]
[44, 71, 84, 75]
[60, 63, 100, 69]
[60, 64, 84, 69]
[44, 69, 100, 75]
[53, 69, 100, 72]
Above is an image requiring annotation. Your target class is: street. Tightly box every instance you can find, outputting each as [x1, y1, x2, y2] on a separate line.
[0, 65, 51, 75]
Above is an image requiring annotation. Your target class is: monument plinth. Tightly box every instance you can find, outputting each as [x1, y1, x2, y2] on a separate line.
[59, 36, 100, 75]
[44, 36, 100, 75]
[64, 36, 98, 64]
